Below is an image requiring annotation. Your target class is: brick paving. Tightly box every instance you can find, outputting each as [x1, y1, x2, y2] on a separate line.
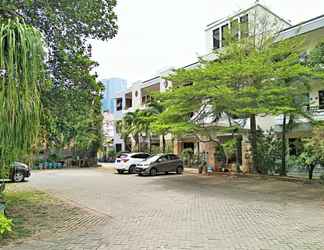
[2, 166, 324, 250]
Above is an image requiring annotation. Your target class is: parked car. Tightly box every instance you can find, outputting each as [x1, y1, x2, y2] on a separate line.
[115, 153, 151, 174]
[10, 162, 31, 182]
[135, 154, 183, 176]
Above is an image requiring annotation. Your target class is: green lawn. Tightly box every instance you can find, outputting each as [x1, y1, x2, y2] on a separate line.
[0, 184, 84, 246]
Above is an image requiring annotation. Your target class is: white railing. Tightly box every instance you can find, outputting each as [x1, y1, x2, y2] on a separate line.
[275, 106, 324, 125]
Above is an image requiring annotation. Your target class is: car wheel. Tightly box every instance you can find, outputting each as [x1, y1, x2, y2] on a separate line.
[12, 171, 25, 182]
[117, 169, 124, 174]
[150, 168, 157, 176]
[176, 166, 183, 175]
[129, 165, 136, 174]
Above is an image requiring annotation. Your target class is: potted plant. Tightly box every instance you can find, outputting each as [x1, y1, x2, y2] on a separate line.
[181, 148, 194, 168]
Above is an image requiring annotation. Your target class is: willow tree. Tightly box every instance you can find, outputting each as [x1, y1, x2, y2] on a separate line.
[0, 14, 45, 188]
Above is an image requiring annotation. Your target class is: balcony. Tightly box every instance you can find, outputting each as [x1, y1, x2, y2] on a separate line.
[125, 92, 133, 110]
[116, 98, 123, 112]
[307, 106, 324, 120]
[141, 83, 160, 106]
[274, 106, 324, 128]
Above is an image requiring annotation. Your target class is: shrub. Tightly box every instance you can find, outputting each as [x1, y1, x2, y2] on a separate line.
[181, 148, 194, 167]
[0, 213, 13, 237]
[297, 125, 324, 180]
[107, 149, 117, 158]
[256, 129, 282, 175]
[320, 173, 324, 184]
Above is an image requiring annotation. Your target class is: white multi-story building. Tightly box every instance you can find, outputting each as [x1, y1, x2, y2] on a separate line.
[110, 2, 324, 170]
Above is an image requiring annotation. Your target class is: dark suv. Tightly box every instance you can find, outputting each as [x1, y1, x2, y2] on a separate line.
[10, 162, 31, 182]
[135, 154, 183, 176]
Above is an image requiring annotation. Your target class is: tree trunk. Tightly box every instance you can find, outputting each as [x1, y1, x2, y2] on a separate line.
[308, 164, 316, 180]
[235, 136, 242, 173]
[280, 114, 287, 176]
[137, 134, 141, 152]
[123, 136, 127, 151]
[148, 132, 151, 154]
[197, 140, 200, 165]
[162, 134, 166, 153]
[250, 114, 259, 173]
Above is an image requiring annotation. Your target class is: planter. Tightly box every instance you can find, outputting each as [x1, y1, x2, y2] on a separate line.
[0, 202, 5, 215]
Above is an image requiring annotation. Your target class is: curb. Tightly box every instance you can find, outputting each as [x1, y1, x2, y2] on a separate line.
[184, 168, 322, 184]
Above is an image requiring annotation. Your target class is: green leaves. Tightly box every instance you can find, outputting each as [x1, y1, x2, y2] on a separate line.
[300, 124, 324, 165]
[0, 213, 13, 237]
[0, 1, 118, 158]
[0, 17, 46, 178]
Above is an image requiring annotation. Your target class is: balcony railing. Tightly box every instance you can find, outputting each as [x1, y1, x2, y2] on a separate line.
[275, 106, 324, 126]
[306, 105, 324, 115]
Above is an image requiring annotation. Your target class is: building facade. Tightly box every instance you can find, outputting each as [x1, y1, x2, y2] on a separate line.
[111, 3, 324, 170]
[101, 78, 128, 153]
[102, 78, 128, 112]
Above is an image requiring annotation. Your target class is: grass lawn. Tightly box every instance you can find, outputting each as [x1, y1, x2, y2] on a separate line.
[0, 184, 85, 246]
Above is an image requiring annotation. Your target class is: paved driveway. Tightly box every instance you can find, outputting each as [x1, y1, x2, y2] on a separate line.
[3, 166, 324, 250]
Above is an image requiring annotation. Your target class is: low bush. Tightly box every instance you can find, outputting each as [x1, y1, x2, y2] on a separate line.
[0, 213, 13, 237]
[320, 173, 324, 184]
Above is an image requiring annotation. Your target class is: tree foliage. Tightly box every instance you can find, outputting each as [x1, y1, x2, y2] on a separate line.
[0, 16, 46, 179]
[40, 51, 104, 157]
[298, 124, 324, 180]
[1, 0, 118, 157]
[156, 35, 314, 173]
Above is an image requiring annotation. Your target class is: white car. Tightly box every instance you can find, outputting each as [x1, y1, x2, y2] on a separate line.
[115, 153, 151, 174]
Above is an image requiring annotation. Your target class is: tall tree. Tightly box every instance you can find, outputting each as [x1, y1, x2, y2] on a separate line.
[2, 0, 118, 157]
[120, 111, 144, 152]
[0, 12, 46, 184]
[147, 100, 168, 153]
[157, 37, 314, 173]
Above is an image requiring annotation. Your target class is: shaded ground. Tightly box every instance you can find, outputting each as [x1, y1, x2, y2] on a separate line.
[0, 184, 109, 248]
[2, 165, 324, 249]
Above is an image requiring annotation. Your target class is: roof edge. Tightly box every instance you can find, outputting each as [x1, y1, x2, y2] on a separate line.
[206, 3, 291, 31]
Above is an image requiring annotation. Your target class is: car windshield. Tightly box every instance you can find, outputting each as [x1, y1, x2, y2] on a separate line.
[145, 155, 162, 163]
[118, 153, 129, 158]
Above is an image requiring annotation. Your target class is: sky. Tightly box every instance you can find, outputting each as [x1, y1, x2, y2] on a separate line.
[91, 0, 324, 84]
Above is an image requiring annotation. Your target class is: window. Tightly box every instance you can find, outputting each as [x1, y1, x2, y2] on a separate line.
[142, 96, 146, 104]
[240, 14, 249, 38]
[183, 81, 193, 87]
[142, 95, 152, 105]
[142, 154, 151, 159]
[131, 154, 150, 159]
[221, 24, 229, 47]
[125, 99, 132, 109]
[231, 19, 239, 41]
[125, 92, 133, 109]
[183, 142, 194, 151]
[116, 98, 123, 111]
[212, 28, 220, 49]
[167, 154, 179, 160]
[115, 144, 122, 153]
[319, 90, 324, 109]
[158, 156, 168, 162]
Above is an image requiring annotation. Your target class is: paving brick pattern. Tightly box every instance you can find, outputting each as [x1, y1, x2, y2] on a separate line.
[2, 167, 324, 250]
